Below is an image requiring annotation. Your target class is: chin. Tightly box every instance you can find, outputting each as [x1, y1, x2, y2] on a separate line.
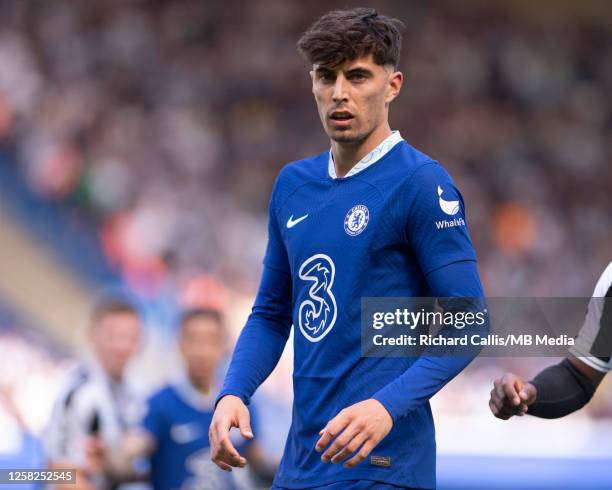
[328, 129, 362, 145]
[333, 135, 366, 146]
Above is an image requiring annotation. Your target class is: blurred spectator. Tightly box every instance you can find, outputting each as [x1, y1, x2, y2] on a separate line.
[87, 307, 275, 489]
[0, 0, 608, 300]
[45, 297, 144, 490]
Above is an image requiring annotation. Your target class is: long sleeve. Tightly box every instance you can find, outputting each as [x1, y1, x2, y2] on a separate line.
[372, 259, 486, 421]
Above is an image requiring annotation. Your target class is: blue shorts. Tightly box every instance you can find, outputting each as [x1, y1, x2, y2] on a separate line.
[271, 481, 415, 490]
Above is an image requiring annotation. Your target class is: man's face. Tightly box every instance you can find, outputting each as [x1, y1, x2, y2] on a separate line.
[179, 316, 225, 388]
[92, 311, 141, 380]
[310, 54, 402, 144]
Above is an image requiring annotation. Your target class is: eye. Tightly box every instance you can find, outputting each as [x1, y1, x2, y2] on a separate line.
[318, 72, 335, 82]
[349, 73, 367, 82]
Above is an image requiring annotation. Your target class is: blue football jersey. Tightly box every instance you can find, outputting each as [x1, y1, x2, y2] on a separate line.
[220, 132, 482, 489]
[142, 383, 254, 490]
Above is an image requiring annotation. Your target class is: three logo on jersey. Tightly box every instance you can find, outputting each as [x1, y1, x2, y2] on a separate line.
[293, 185, 465, 342]
[298, 254, 338, 342]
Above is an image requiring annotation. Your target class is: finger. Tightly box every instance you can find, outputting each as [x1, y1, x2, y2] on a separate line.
[344, 439, 376, 469]
[501, 406, 519, 418]
[489, 399, 511, 420]
[209, 423, 233, 472]
[316, 412, 349, 453]
[488, 398, 499, 416]
[331, 430, 369, 464]
[501, 377, 521, 406]
[315, 428, 335, 453]
[212, 418, 246, 468]
[212, 457, 233, 472]
[519, 383, 537, 405]
[493, 379, 508, 403]
[209, 422, 223, 456]
[218, 432, 246, 467]
[321, 424, 360, 463]
[489, 388, 502, 406]
[497, 397, 520, 417]
[489, 389, 506, 412]
[237, 410, 253, 440]
[493, 387, 523, 416]
[493, 379, 518, 409]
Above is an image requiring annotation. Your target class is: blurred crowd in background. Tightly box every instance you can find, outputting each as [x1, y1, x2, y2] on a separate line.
[0, 0, 610, 296]
[0, 0, 610, 486]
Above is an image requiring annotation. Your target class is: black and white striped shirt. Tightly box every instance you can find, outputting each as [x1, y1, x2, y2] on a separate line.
[570, 262, 612, 372]
[44, 361, 144, 489]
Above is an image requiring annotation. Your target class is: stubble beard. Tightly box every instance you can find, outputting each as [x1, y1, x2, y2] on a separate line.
[331, 132, 360, 145]
[327, 124, 368, 146]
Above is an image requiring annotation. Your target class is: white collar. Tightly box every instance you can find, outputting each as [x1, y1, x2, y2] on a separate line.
[173, 375, 217, 411]
[328, 130, 403, 179]
[85, 358, 124, 388]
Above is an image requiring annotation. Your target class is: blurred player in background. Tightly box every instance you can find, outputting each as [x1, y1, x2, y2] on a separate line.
[45, 297, 143, 490]
[210, 7, 485, 490]
[88, 307, 274, 490]
[489, 261, 611, 420]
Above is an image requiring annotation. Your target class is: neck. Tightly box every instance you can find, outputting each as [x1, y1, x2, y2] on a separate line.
[100, 363, 123, 383]
[189, 375, 211, 394]
[331, 122, 392, 178]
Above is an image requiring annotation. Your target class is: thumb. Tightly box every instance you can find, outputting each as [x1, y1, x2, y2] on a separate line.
[519, 383, 537, 404]
[237, 410, 253, 439]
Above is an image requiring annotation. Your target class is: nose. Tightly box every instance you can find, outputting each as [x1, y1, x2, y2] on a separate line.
[332, 75, 349, 104]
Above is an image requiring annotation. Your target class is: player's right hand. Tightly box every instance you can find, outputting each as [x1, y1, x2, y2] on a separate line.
[209, 395, 252, 471]
[84, 436, 107, 475]
[489, 373, 537, 420]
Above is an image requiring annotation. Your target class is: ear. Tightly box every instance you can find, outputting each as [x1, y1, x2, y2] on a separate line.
[310, 69, 315, 94]
[385, 70, 403, 104]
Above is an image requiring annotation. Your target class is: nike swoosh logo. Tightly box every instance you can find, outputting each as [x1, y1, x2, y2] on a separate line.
[171, 423, 201, 444]
[287, 214, 309, 228]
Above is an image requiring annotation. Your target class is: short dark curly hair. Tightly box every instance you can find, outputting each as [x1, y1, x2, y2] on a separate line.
[297, 7, 404, 70]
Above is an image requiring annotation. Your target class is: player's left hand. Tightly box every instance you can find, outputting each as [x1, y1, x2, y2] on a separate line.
[315, 399, 393, 469]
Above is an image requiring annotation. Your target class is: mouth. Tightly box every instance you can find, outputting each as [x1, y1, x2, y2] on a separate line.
[328, 110, 355, 128]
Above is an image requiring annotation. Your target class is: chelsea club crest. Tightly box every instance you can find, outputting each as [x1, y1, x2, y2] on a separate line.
[344, 204, 370, 236]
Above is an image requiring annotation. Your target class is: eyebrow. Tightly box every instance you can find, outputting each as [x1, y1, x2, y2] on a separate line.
[345, 67, 373, 76]
[315, 66, 335, 76]
[315, 66, 374, 77]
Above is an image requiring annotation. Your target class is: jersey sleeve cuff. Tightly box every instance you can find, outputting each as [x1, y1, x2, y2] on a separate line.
[371, 391, 403, 423]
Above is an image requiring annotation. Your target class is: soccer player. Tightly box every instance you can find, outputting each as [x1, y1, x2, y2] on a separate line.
[489, 261, 611, 420]
[45, 296, 143, 490]
[87, 307, 273, 490]
[210, 8, 485, 490]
